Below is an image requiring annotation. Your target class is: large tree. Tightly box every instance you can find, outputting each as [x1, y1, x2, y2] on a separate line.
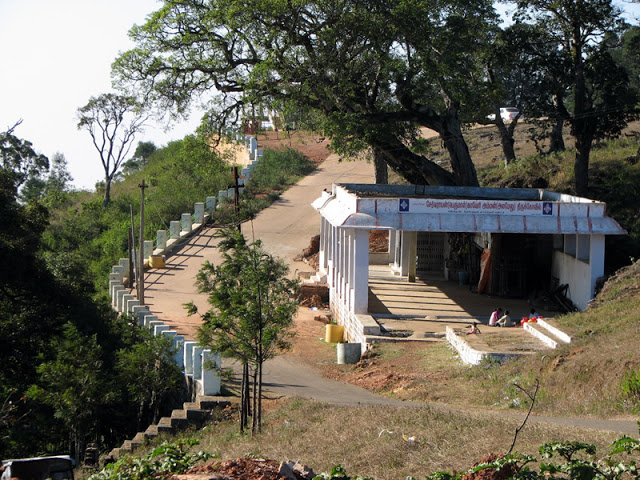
[113, 0, 500, 187]
[77, 94, 148, 205]
[513, 0, 638, 196]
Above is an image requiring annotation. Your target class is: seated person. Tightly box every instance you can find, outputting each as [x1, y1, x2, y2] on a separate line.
[467, 323, 481, 335]
[528, 308, 539, 319]
[489, 307, 503, 326]
[497, 310, 514, 327]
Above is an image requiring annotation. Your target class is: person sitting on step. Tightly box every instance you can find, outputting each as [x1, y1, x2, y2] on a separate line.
[497, 310, 514, 327]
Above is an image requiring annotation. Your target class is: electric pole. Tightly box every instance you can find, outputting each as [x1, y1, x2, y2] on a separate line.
[139, 179, 147, 304]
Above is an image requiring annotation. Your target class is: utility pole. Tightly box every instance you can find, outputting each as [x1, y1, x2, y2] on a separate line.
[231, 166, 242, 232]
[138, 179, 148, 304]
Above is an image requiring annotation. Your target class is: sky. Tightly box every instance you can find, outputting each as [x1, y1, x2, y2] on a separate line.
[0, 0, 201, 190]
[1, 1, 638, 191]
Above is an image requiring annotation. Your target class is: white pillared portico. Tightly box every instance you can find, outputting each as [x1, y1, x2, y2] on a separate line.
[312, 184, 626, 345]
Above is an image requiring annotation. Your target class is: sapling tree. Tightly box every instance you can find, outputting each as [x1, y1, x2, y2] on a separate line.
[186, 228, 298, 434]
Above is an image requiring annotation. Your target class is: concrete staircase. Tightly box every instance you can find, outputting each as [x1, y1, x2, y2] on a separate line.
[107, 396, 238, 459]
[523, 318, 572, 349]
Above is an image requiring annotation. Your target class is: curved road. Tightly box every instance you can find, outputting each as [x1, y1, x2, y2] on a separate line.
[144, 153, 639, 435]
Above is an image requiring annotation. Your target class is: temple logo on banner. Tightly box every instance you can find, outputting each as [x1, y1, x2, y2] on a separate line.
[543, 202, 553, 215]
[399, 198, 410, 212]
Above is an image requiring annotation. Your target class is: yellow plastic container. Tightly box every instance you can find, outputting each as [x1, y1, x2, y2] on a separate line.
[325, 324, 344, 343]
[149, 255, 166, 268]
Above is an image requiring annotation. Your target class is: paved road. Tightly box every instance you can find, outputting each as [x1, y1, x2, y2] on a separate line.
[144, 153, 639, 434]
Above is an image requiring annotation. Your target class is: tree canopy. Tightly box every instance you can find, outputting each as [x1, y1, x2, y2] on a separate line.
[113, 0, 504, 187]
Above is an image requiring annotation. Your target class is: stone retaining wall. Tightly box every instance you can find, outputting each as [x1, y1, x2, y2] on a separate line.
[108, 133, 262, 397]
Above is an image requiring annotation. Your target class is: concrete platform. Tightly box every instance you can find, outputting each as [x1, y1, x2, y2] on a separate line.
[365, 265, 561, 357]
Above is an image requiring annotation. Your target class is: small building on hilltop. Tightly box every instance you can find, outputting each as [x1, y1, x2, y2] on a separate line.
[312, 184, 626, 344]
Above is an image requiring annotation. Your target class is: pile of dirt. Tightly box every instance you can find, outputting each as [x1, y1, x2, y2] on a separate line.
[461, 454, 518, 480]
[180, 458, 316, 480]
[369, 230, 389, 253]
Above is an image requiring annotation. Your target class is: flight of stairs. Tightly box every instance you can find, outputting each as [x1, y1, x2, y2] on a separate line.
[107, 395, 238, 459]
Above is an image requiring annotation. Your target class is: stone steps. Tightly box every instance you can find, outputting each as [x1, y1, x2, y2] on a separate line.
[106, 396, 238, 461]
[523, 319, 571, 349]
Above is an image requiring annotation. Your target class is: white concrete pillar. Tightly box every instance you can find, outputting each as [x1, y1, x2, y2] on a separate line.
[340, 228, 347, 303]
[148, 320, 163, 332]
[132, 305, 149, 326]
[590, 234, 605, 300]
[169, 221, 180, 240]
[116, 289, 128, 310]
[345, 229, 353, 311]
[180, 213, 192, 234]
[352, 229, 370, 314]
[206, 196, 217, 212]
[112, 265, 124, 283]
[399, 230, 417, 281]
[192, 346, 204, 380]
[328, 224, 337, 288]
[156, 230, 167, 250]
[388, 230, 396, 264]
[194, 203, 205, 224]
[126, 298, 140, 314]
[153, 324, 170, 336]
[143, 240, 153, 260]
[254, 148, 263, 161]
[201, 349, 221, 395]
[118, 258, 128, 272]
[173, 335, 184, 369]
[112, 285, 124, 305]
[218, 189, 227, 199]
[143, 314, 158, 328]
[318, 218, 327, 274]
[120, 293, 135, 313]
[183, 341, 197, 375]
[407, 231, 417, 283]
[227, 187, 234, 198]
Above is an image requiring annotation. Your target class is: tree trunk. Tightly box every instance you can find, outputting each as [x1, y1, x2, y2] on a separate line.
[251, 368, 258, 434]
[371, 136, 455, 186]
[372, 147, 388, 184]
[549, 117, 565, 154]
[103, 175, 112, 206]
[574, 132, 593, 197]
[495, 117, 517, 167]
[440, 114, 479, 186]
[257, 359, 263, 433]
[240, 362, 248, 433]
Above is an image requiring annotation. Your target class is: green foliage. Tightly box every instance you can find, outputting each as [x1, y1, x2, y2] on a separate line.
[0, 120, 49, 189]
[89, 440, 212, 480]
[116, 330, 184, 426]
[247, 148, 314, 193]
[620, 370, 640, 409]
[313, 465, 374, 480]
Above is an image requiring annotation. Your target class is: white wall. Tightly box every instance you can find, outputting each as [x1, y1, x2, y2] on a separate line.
[551, 234, 604, 310]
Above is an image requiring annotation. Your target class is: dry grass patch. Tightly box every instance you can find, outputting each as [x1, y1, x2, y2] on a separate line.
[169, 397, 622, 480]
